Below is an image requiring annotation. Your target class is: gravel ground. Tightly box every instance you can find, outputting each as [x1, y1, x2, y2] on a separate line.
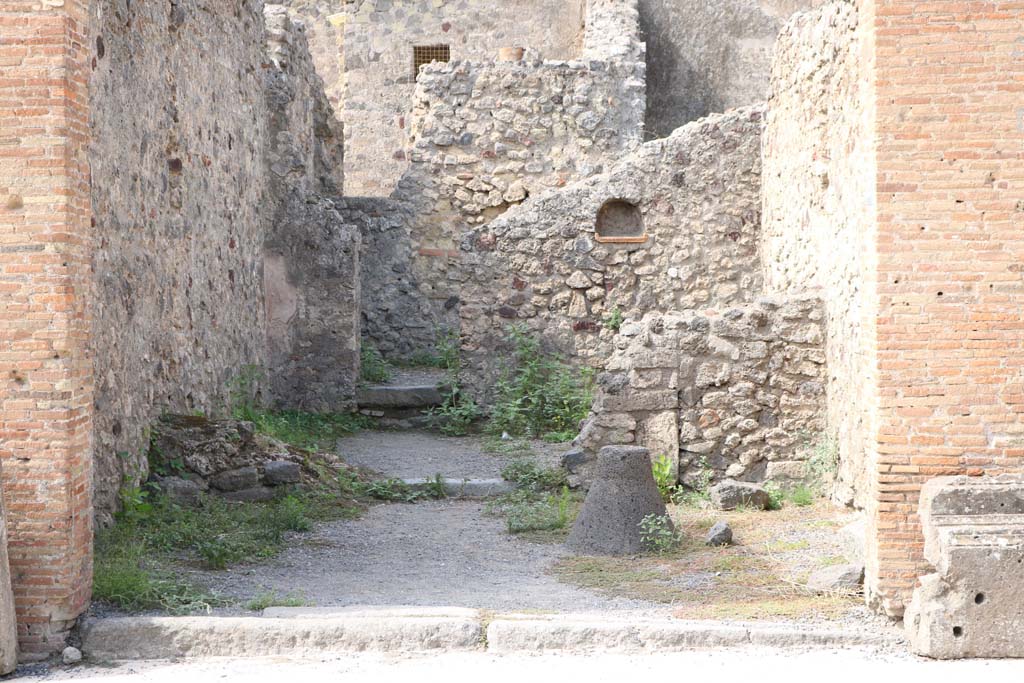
[199, 499, 659, 614]
[337, 431, 565, 480]
[18, 649, 1017, 682]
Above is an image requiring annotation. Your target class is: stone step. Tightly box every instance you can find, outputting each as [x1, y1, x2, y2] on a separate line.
[356, 384, 447, 411]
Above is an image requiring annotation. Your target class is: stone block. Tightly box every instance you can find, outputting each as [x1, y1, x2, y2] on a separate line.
[154, 476, 206, 506]
[596, 389, 678, 412]
[709, 479, 769, 511]
[905, 475, 1024, 659]
[567, 446, 667, 555]
[0, 461, 17, 674]
[806, 564, 863, 593]
[264, 461, 302, 486]
[705, 521, 733, 546]
[640, 410, 679, 478]
[210, 466, 261, 492]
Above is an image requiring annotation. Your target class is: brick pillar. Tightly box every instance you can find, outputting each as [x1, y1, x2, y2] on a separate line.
[866, 0, 1024, 616]
[0, 1, 94, 658]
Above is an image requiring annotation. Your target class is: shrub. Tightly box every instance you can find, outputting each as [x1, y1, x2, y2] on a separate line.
[788, 484, 815, 507]
[426, 388, 482, 436]
[651, 454, 678, 502]
[489, 325, 593, 439]
[496, 486, 576, 534]
[639, 513, 682, 554]
[360, 344, 392, 384]
[501, 459, 568, 492]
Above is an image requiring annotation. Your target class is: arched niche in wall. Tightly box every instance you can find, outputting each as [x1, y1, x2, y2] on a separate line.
[595, 199, 646, 243]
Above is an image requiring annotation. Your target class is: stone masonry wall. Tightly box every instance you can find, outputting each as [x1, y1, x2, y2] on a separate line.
[459, 106, 765, 400]
[333, 0, 589, 196]
[639, 0, 820, 139]
[88, 0, 271, 519]
[263, 6, 360, 413]
[576, 296, 826, 486]
[1, 0, 94, 658]
[360, 0, 647, 359]
[761, 0, 875, 508]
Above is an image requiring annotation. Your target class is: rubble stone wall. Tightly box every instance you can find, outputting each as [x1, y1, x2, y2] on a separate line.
[359, 0, 647, 360]
[285, 0, 589, 196]
[263, 7, 359, 413]
[761, 0, 874, 508]
[639, 0, 820, 138]
[459, 106, 765, 399]
[576, 296, 827, 486]
[88, 0, 272, 517]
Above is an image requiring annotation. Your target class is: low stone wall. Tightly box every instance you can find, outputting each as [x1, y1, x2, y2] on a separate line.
[459, 106, 765, 400]
[574, 296, 826, 486]
[761, 0, 873, 507]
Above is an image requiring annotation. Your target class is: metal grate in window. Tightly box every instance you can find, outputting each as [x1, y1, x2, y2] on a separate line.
[413, 45, 451, 78]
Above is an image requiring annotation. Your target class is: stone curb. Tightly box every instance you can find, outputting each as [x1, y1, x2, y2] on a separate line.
[484, 616, 898, 653]
[403, 478, 515, 498]
[81, 612, 899, 661]
[81, 614, 484, 660]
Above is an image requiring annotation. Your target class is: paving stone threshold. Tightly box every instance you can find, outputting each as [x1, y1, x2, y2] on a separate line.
[81, 608, 898, 660]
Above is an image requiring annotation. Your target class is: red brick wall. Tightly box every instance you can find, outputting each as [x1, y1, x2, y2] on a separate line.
[0, 0, 94, 657]
[868, 0, 1024, 615]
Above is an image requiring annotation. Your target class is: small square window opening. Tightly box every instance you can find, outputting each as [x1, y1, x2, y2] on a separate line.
[413, 45, 451, 79]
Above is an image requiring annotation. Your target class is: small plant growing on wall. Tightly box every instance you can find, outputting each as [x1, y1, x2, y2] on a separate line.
[603, 306, 624, 332]
[651, 454, 680, 503]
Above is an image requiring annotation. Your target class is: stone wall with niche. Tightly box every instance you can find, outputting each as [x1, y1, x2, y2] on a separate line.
[358, 0, 647, 360]
[458, 105, 765, 401]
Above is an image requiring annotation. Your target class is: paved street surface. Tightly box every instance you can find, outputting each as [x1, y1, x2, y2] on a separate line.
[20, 649, 1023, 682]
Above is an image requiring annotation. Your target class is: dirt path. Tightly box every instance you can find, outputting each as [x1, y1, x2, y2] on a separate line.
[201, 498, 659, 614]
[337, 430, 564, 480]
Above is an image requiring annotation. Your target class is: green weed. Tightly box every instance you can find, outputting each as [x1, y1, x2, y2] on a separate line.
[639, 513, 682, 554]
[604, 306, 624, 332]
[360, 344, 392, 384]
[488, 325, 593, 439]
[497, 486, 577, 534]
[244, 592, 308, 611]
[501, 459, 568, 492]
[652, 454, 677, 502]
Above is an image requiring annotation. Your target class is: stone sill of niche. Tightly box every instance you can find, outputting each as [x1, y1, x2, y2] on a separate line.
[595, 235, 649, 244]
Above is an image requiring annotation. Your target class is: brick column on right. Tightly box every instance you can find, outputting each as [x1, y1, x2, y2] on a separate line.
[867, 0, 1024, 616]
